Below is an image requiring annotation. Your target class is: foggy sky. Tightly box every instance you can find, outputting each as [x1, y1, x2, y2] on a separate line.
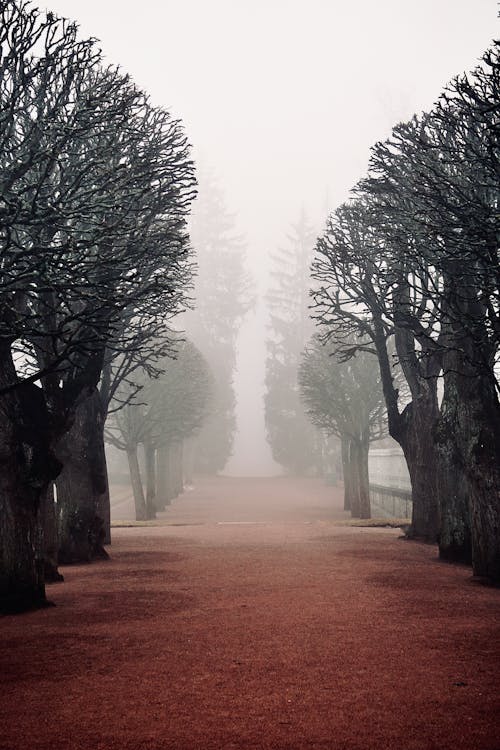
[50, 0, 496, 474]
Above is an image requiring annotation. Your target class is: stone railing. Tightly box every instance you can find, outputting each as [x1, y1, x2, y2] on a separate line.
[369, 483, 412, 519]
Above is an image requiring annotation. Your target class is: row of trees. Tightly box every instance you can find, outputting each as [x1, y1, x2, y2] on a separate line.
[0, 2, 197, 612]
[107, 340, 212, 522]
[308, 44, 499, 582]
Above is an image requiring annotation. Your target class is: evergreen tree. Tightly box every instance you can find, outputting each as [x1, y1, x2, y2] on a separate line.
[265, 209, 323, 474]
[186, 168, 253, 473]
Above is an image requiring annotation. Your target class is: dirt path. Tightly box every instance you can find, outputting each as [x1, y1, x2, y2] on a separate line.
[1, 476, 499, 750]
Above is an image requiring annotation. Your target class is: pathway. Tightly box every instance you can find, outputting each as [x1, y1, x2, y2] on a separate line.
[1, 476, 499, 749]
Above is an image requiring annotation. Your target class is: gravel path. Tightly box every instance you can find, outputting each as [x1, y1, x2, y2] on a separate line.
[1, 476, 499, 750]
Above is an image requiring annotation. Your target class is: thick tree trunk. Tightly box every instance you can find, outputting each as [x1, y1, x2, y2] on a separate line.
[55, 390, 109, 564]
[353, 436, 371, 520]
[0, 465, 48, 613]
[126, 447, 147, 521]
[0, 350, 60, 611]
[434, 368, 472, 563]
[144, 441, 157, 520]
[391, 399, 440, 542]
[434, 276, 499, 578]
[344, 436, 371, 520]
[373, 314, 440, 541]
[446, 367, 500, 582]
[41, 484, 63, 583]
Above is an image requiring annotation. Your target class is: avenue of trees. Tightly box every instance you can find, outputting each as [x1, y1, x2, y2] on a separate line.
[0, 2, 199, 612]
[309, 44, 500, 583]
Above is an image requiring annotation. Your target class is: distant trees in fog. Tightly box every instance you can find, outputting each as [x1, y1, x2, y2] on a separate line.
[186, 169, 253, 473]
[0, 2, 196, 611]
[265, 210, 325, 474]
[299, 337, 386, 518]
[311, 44, 500, 583]
[106, 340, 212, 521]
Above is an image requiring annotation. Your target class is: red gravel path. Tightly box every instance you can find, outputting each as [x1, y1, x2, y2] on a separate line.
[1, 476, 499, 750]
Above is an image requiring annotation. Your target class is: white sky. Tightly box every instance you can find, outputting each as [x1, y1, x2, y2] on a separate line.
[50, 0, 497, 474]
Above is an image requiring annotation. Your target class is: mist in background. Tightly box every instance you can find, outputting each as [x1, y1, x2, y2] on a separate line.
[50, 0, 496, 474]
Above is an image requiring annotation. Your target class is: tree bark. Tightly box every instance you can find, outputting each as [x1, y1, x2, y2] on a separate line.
[442, 363, 500, 581]
[126, 446, 147, 521]
[347, 438, 361, 518]
[156, 442, 171, 510]
[41, 484, 64, 583]
[373, 315, 440, 540]
[354, 435, 371, 520]
[344, 436, 371, 520]
[171, 440, 184, 498]
[340, 436, 351, 512]
[396, 399, 440, 541]
[0, 350, 60, 612]
[55, 390, 109, 564]
[434, 363, 472, 563]
[144, 440, 157, 520]
[0, 462, 48, 613]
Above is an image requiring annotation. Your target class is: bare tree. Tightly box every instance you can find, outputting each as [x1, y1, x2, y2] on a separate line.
[299, 336, 386, 518]
[311, 43, 499, 579]
[0, 3, 195, 610]
[311, 199, 443, 541]
[107, 339, 212, 520]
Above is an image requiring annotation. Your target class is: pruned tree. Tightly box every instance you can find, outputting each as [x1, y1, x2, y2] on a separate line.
[359, 45, 499, 575]
[311, 198, 443, 542]
[0, 2, 195, 611]
[311, 43, 500, 580]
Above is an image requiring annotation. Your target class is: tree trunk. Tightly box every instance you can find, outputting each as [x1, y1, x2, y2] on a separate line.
[55, 390, 109, 564]
[156, 442, 171, 510]
[171, 440, 184, 498]
[391, 398, 440, 541]
[340, 436, 352, 511]
[445, 366, 500, 581]
[353, 436, 371, 520]
[347, 438, 361, 518]
[0, 463, 48, 613]
[0, 350, 61, 612]
[144, 441, 157, 520]
[126, 447, 147, 521]
[373, 315, 440, 541]
[345, 436, 371, 520]
[434, 365, 472, 563]
[41, 484, 63, 583]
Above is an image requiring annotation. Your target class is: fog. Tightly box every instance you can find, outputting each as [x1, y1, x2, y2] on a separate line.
[51, 0, 496, 474]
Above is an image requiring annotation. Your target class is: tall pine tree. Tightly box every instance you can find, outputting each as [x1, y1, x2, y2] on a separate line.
[186, 168, 253, 473]
[265, 209, 323, 474]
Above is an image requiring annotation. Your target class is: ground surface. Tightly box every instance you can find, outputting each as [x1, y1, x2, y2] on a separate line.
[1, 476, 500, 750]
